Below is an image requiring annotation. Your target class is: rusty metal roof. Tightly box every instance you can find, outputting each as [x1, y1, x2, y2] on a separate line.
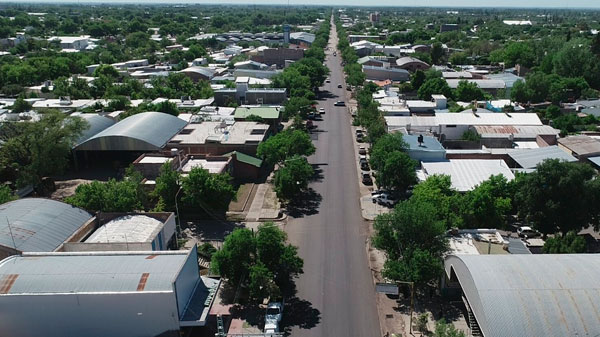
[0, 198, 93, 253]
[445, 254, 600, 337]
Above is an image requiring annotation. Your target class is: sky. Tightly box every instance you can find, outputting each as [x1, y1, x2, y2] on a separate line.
[6, 0, 600, 9]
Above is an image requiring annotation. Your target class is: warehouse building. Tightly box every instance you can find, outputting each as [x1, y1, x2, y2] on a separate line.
[0, 198, 93, 259]
[0, 247, 220, 337]
[443, 254, 600, 337]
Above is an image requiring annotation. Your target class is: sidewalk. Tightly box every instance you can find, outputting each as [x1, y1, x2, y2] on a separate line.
[245, 182, 283, 222]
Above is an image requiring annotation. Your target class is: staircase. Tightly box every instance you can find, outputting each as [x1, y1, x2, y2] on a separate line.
[463, 296, 482, 337]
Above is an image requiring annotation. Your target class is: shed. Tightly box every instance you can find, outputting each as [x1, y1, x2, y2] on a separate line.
[0, 198, 93, 258]
[75, 112, 187, 152]
[507, 146, 576, 169]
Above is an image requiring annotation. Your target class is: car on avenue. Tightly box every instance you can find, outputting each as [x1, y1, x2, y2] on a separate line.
[334, 101, 345, 106]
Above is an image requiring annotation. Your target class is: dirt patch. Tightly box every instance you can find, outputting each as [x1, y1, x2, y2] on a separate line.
[50, 179, 93, 201]
[229, 183, 254, 213]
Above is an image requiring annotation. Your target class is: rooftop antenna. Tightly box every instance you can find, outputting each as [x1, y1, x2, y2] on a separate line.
[6, 217, 18, 257]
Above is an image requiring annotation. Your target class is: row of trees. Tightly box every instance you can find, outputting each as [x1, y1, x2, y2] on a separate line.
[67, 161, 236, 217]
[373, 159, 600, 287]
[257, 130, 315, 201]
[335, 22, 366, 87]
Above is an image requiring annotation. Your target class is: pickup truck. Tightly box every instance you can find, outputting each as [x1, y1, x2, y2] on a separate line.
[265, 302, 283, 335]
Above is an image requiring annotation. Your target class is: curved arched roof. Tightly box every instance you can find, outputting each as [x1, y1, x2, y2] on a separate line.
[0, 198, 93, 253]
[73, 114, 116, 148]
[74, 112, 187, 151]
[445, 254, 600, 337]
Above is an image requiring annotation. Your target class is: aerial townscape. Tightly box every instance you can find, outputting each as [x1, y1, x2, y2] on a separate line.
[2, 2, 600, 337]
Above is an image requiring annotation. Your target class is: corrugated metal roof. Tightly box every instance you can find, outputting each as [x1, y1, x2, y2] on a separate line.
[75, 112, 187, 151]
[474, 125, 559, 139]
[445, 254, 600, 337]
[558, 135, 600, 156]
[85, 215, 164, 244]
[73, 114, 116, 147]
[588, 155, 600, 167]
[422, 159, 514, 191]
[0, 198, 92, 253]
[0, 251, 191, 294]
[436, 112, 542, 126]
[508, 146, 577, 169]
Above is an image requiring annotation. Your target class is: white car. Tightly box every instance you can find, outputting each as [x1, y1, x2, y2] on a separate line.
[319, 107, 325, 114]
[372, 194, 398, 207]
[265, 302, 283, 334]
[325, 78, 331, 83]
[517, 226, 540, 238]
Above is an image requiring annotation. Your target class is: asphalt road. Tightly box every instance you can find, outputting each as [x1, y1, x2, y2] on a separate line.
[284, 20, 381, 337]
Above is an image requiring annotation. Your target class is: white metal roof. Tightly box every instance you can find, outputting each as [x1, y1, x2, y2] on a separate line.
[445, 254, 600, 337]
[421, 159, 514, 191]
[0, 250, 191, 294]
[436, 112, 542, 126]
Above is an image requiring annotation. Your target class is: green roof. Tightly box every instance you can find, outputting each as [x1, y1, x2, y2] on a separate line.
[234, 107, 281, 120]
[224, 151, 263, 167]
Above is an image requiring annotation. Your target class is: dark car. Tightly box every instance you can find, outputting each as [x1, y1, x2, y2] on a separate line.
[360, 161, 370, 171]
[362, 173, 373, 185]
[334, 101, 346, 106]
[337, 84, 343, 88]
[308, 112, 316, 120]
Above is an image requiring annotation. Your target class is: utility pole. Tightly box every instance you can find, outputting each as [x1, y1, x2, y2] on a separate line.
[397, 281, 415, 334]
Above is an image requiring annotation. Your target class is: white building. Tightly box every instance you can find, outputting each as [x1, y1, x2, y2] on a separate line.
[48, 36, 91, 51]
[420, 159, 515, 191]
[0, 248, 220, 337]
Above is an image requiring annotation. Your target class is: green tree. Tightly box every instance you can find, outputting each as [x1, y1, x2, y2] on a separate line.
[430, 42, 445, 65]
[454, 80, 486, 102]
[434, 320, 466, 337]
[369, 133, 408, 172]
[510, 79, 531, 103]
[373, 198, 449, 286]
[154, 101, 179, 116]
[257, 130, 315, 166]
[283, 96, 314, 119]
[542, 231, 586, 254]
[211, 228, 256, 285]
[93, 64, 119, 79]
[0, 111, 87, 187]
[248, 262, 278, 300]
[273, 155, 314, 200]
[0, 185, 16, 204]
[418, 78, 452, 100]
[460, 175, 512, 229]
[153, 161, 181, 211]
[11, 97, 31, 113]
[374, 151, 417, 192]
[256, 223, 303, 283]
[515, 160, 597, 235]
[411, 70, 426, 91]
[181, 168, 235, 214]
[66, 178, 144, 213]
[411, 175, 461, 228]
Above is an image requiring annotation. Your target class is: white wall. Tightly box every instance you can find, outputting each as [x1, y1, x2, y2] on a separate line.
[175, 245, 200, 316]
[160, 214, 176, 249]
[0, 292, 180, 337]
[440, 125, 469, 140]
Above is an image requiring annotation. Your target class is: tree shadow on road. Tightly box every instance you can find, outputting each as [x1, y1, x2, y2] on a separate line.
[317, 90, 338, 100]
[285, 188, 322, 218]
[311, 163, 326, 182]
[280, 296, 321, 335]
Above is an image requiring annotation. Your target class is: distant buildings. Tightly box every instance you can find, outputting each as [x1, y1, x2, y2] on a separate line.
[250, 47, 304, 69]
[440, 24, 459, 33]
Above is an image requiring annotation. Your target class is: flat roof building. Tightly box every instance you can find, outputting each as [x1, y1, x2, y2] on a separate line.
[168, 121, 269, 156]
[0, 248, 220, 337]
[558, 135, 600, 161]
[420, 159, 514, 191]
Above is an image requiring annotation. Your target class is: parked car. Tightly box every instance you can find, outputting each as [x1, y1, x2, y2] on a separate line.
[356, 133, 364, 142]
[372, 193, 398, 207]
[333, 52, 337, 56]
[517, 226, 540, 238]
[360, 161, 370, 171]
[337, 84, 343, 88]
[308, 112, 316, 120]
[306, 120, 314, 129]
[358, 146, 367, 155]
[359, 154, 367, 162]
[319, 107, 325, 114]
[362, 173, 373, 185]
[325, 78, 330, 83]
[265, 302, 283, 335]
[334, 101, 345, 106]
